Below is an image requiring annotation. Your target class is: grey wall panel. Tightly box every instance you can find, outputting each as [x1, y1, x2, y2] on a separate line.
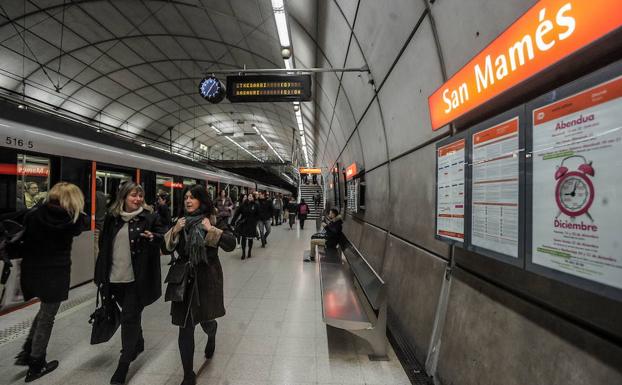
[389, 142, 450, 258]
[437, 269, 622, 385]
[342, 213, 364, 247]
[454, 248, 622, 340]
[382, 234, 448, 364]
[338, 131, 365, 171]
[317, 0, 352, 67]
[316, 70, 340, 108]
[342, 43, 375, 123]
[354, 0, 426, 83]
[359, 163, 390, 229]
[358, 222, 387, 275]
[334, 90, 357, 140]
[356, 99, 387, 170]
[335, 0, 358, 27]
[378, 17, 449, 158]
[431, 0, 538, 78]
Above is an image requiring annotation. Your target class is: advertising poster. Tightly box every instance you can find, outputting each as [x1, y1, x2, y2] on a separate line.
[436, 139, 465, 242]
[531, 76, 622, 290]
[471, 118, 520, 258]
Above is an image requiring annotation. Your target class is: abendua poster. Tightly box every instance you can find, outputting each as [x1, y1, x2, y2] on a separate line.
[531, 76, 622, 290]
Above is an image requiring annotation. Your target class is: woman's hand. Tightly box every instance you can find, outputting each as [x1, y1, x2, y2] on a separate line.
[202, 217, 212, 231]
[173, 218, 186, 234]
[140, 230, 154, 240]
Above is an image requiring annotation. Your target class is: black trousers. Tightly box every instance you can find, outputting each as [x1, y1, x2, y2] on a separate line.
[178, 319, 217, 376]
[110, 282, 144, 364]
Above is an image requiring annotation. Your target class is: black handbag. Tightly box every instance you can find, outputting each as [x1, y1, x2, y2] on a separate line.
[89, 286, 120, 345]
[164, 261, 190, 302]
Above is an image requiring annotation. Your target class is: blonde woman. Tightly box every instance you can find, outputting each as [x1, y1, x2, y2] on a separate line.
[94, 182, 165, 385]
[15, 182, 86, 382]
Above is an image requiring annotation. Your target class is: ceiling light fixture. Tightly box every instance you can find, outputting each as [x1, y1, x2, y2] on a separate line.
[210, 123, 222, 135]
[271, 0, 290, 47]
[225, 136, 261, 162]
[253, 124, 285, 163]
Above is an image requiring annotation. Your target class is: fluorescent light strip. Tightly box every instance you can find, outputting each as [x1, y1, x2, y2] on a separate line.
[253, 125, 284, 163]
[225, 136, 261, 162]
[271, 0, 291, 47]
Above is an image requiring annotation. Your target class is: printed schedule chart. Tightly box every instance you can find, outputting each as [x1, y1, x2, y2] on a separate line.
[471, 118, 520, 258]
[436, 139, 466, 242]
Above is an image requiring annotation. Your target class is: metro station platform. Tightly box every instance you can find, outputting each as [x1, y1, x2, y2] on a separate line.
[0, 225, 409, 385]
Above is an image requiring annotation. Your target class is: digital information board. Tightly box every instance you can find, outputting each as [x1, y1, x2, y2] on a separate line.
[226, 75, 312, 103]
[529, 73, 622, 293]
[470, 117, 520, 258]
[436, 137, 466, 243]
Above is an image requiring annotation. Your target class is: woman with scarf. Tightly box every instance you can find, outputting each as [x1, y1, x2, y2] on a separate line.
[231, 192, 259, 260]
[94, 182, 165, 385]
[163, 185, 235, 385]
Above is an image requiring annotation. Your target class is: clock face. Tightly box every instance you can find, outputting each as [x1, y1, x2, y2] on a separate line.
[555, 171, 595, 217]
[198, 77, 225, 103]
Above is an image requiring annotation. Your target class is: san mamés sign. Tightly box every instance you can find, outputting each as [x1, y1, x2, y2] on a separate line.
[428, 0, 622, 130]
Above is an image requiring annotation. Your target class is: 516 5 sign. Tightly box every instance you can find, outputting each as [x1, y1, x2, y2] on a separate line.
[5, 136, 34, 149]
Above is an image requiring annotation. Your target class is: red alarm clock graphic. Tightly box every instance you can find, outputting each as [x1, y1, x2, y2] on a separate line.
[554, 155, 595, 221]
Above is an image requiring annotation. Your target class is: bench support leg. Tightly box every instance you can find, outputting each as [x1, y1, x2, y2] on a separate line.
[350, 301, 389, 361]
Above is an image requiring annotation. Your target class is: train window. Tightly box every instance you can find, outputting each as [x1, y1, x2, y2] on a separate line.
[230, 186, 239, 202]
[17, 154, 51, 210]
[96, 170, 132, 210]
[156, 174, 175, 215]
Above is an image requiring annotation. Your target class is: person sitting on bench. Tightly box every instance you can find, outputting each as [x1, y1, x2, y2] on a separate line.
[308, 208, 342, 261]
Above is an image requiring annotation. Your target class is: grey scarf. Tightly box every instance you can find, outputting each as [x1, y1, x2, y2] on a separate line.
[183, 212, 208, 266]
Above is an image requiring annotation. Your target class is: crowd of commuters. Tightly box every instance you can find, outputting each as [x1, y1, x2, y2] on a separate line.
[1, 179, 343, 384]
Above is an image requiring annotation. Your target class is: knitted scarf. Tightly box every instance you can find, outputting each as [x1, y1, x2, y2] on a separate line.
[183, 211, 208, 267]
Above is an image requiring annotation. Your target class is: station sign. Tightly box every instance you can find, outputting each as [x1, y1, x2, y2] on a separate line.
[227, 75, 312, 103]
[163, 181, 184, 189]
[428, 0, 622, 130]
[299, 167, 322, 174]
[345, 163, 358, 180]
[0, 163, 49, 177]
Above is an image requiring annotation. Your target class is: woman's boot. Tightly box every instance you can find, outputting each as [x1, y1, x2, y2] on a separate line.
[25, 355, 58, 383]
[203, 320, 217, 359]
[241, 246, 246, 260]
[110, 361, 130, 385]
[180, 371, 196, 385]
[14, 339, 32, 366]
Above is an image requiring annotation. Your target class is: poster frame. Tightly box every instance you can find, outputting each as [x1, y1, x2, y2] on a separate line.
[465, 106, 526, 267]
[525, 59, 622, 302]
[435, 130, 468, 247]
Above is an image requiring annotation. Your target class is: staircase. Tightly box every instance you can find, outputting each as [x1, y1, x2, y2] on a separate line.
[299, 183, 323, 220]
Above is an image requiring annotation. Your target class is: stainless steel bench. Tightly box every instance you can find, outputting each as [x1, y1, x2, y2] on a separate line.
[317, 240, 388, 360]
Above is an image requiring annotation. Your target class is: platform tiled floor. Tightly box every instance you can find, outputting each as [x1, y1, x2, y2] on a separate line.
[0, 224, 410, 385]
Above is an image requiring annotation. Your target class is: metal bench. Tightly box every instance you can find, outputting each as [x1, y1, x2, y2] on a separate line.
[317, 239, 388, 360]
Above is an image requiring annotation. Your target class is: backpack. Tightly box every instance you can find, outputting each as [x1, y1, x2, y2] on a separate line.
[299, 205, 308, 215]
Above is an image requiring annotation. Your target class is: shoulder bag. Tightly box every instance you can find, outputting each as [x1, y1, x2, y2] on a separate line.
[164, 261, 190, 302]
[89, 285, 121, 344]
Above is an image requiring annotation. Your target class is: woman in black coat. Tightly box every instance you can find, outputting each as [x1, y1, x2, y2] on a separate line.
[163, 185, 235, 385]
[17, 182, 86, 382]
[232, 193, 260, 260]
[94, 181, 165, 385]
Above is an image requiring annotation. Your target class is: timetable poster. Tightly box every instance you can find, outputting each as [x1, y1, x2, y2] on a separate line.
[531, 76, 622, 290]
[436, 139, 466, 242]
[471, 118, 520, 258]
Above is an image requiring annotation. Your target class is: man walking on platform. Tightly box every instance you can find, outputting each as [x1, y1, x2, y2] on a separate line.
[257, 192, 273, 247]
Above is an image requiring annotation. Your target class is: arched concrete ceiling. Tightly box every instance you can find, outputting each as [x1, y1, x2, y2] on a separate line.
[0, 0, 319, 163]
